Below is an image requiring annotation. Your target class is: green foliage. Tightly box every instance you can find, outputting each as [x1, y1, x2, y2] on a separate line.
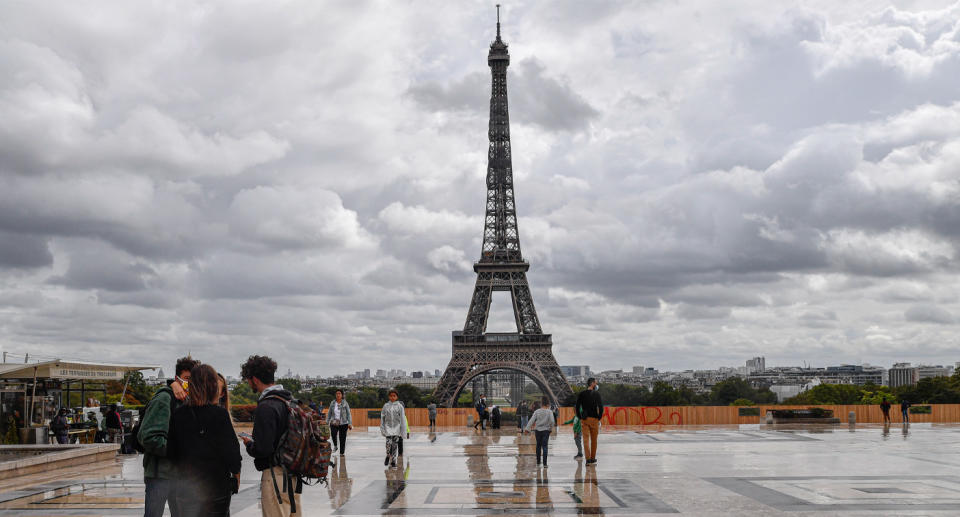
[731, 398, 755, 406]
[457, 391, 473, 407]
[125, 372, 157, 405]
[229, 382, 257, 405]
[710, 378, 776, 405]
[393, 384, 424, 407]
[783, 383, 862, 405]
[894, 376, 960, 404]
[276, 378, 302, 395]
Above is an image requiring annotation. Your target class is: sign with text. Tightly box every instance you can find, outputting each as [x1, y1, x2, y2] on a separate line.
[49, 367, 125, 380]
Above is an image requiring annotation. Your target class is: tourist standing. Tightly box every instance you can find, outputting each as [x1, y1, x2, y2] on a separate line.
[139, 355, 197, 517]
[105, 404, 123, 443]
[473, 394, 488, 430]
[575, 378, 603, 466]
[239, 355, 300, 517]
[169, 364, 241, 517]
[51, 408, 70, 444]
[381, 389, 407, 468]
[562, 413, 583, 459]
[880, 398, 891, 424]
[328, 389, 352, 457]
[524, 398, 555, 467]
[901, 400, 911, 423]
[427, 402, 437, 429]
[491, 405, 501, 429]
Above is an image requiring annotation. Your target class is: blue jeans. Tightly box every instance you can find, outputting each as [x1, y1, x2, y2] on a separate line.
[902, 410, 909, 423]
[144, 477, 180, 517]
[534, 430, 551, 464]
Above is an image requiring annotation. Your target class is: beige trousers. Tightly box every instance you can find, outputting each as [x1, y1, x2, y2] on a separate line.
[260, 466, 301, 517]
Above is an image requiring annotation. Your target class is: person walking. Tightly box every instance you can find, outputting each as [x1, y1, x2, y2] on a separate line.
[517, 401, 531, 433]
[575, 378, 604, 466]
[880, 398, 892, 424]
[524, 398, 555, 468]
[239, 355, 300, 517]
[328, 389, 352, 457]
[562, 413, 584, 459]
[473, 394, 488, 430]
[380, 389, 407, 468]
[427, 402, 437, 429]
[900, 400, 911, 423]
[139, 355, 197, 517]
[169, 364, 241, 517]
[51, 408, 70, 444]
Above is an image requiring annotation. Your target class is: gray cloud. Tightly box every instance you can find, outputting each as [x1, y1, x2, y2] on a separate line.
[407, 57, 599, 131]
[0, 1, 958, 376]
[904, 304, 955, 324]
[0, 231, 52, 268]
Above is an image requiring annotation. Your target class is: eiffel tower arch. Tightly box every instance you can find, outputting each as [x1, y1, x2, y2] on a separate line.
[434, 9, 573, 408]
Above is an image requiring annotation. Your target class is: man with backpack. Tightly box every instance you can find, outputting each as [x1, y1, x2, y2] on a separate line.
[138, 356, 197, 517]
[240, 355, 301, 517]
[473, 394, 488, 430]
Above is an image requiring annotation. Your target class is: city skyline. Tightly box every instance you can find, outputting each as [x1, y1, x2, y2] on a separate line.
[1, 1, 960, 378]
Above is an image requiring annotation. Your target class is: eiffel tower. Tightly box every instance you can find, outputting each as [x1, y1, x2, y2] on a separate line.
[434, 8, 573, 408]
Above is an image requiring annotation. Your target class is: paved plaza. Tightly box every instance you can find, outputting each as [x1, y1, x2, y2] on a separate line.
[0, 423, 958, 515]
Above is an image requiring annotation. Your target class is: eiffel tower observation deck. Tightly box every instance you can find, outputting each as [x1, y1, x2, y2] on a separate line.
[434, 8, 573, 408]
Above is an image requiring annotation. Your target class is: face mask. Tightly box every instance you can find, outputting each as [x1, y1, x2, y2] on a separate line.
[594, 384, 600, 391]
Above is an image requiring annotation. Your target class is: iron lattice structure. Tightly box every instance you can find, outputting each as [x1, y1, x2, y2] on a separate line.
[434, 14, 573, 408]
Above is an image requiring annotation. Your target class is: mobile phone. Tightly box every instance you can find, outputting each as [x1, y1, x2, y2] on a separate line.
[238, 432, 252, 440]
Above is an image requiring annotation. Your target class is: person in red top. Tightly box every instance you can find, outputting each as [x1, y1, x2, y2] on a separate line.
[880, 398, 892, 424]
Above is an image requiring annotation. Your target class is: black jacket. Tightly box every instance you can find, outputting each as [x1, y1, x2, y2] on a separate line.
[575, 388, 604, 420]
[169, 404, 241, 495]
[245, 387, 291, 471]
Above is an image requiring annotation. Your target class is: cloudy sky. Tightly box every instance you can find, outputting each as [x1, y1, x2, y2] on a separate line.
[2, 0, 959, 378]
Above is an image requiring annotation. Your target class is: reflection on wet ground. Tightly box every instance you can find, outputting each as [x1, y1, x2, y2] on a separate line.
[0, 423, 958, 515]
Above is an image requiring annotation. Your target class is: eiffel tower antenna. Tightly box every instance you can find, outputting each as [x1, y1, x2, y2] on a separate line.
[433, 11, 573, 408]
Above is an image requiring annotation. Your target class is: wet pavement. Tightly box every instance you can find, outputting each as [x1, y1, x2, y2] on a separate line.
[0, 423, 958, 515]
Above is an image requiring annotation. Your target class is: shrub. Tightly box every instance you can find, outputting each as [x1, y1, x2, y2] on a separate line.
[231, 404, 257, 422]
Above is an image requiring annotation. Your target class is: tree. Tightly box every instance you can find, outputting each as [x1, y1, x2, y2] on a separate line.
[229, 382, 257, 405]
[393, 384, 423, 407]
[895, 376, 960, 404]
[710, 378, 755, 405]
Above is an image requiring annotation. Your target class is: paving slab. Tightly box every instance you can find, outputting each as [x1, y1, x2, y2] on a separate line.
[0, 423, 956, 516]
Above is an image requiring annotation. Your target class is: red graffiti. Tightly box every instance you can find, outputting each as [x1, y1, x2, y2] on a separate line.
[601, 406, 682, 426]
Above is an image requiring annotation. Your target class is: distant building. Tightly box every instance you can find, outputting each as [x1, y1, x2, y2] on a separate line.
[412, 371, 423, 378]
[560, 365, 591, 378]
[917, 365, 951, 380]
[888, 363, 919, 387]
[632, 366, 644, 375]
[746, 357, 765, 374]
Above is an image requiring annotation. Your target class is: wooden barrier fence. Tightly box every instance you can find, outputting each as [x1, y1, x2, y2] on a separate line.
[341, 404, 960, 427]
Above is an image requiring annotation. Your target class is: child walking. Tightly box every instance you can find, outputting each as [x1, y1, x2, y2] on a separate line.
[381, 389, 407, 468]
[524, 397, 555, 467]
[562, 413, 583, 459]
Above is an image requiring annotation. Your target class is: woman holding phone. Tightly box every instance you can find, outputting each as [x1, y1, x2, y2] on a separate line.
[169, 364, 242, 517]
[329, 389, 353, 456]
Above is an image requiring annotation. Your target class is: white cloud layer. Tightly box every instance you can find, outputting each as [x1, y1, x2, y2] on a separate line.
[1, 0, 959, 377]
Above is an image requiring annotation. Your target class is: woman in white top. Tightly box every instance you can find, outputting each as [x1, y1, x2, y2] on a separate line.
[328, 389, 353, 456]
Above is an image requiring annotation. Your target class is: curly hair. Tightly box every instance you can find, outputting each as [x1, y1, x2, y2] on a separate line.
[240, 355, 277, 384]
[175, 356, 200, 378]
